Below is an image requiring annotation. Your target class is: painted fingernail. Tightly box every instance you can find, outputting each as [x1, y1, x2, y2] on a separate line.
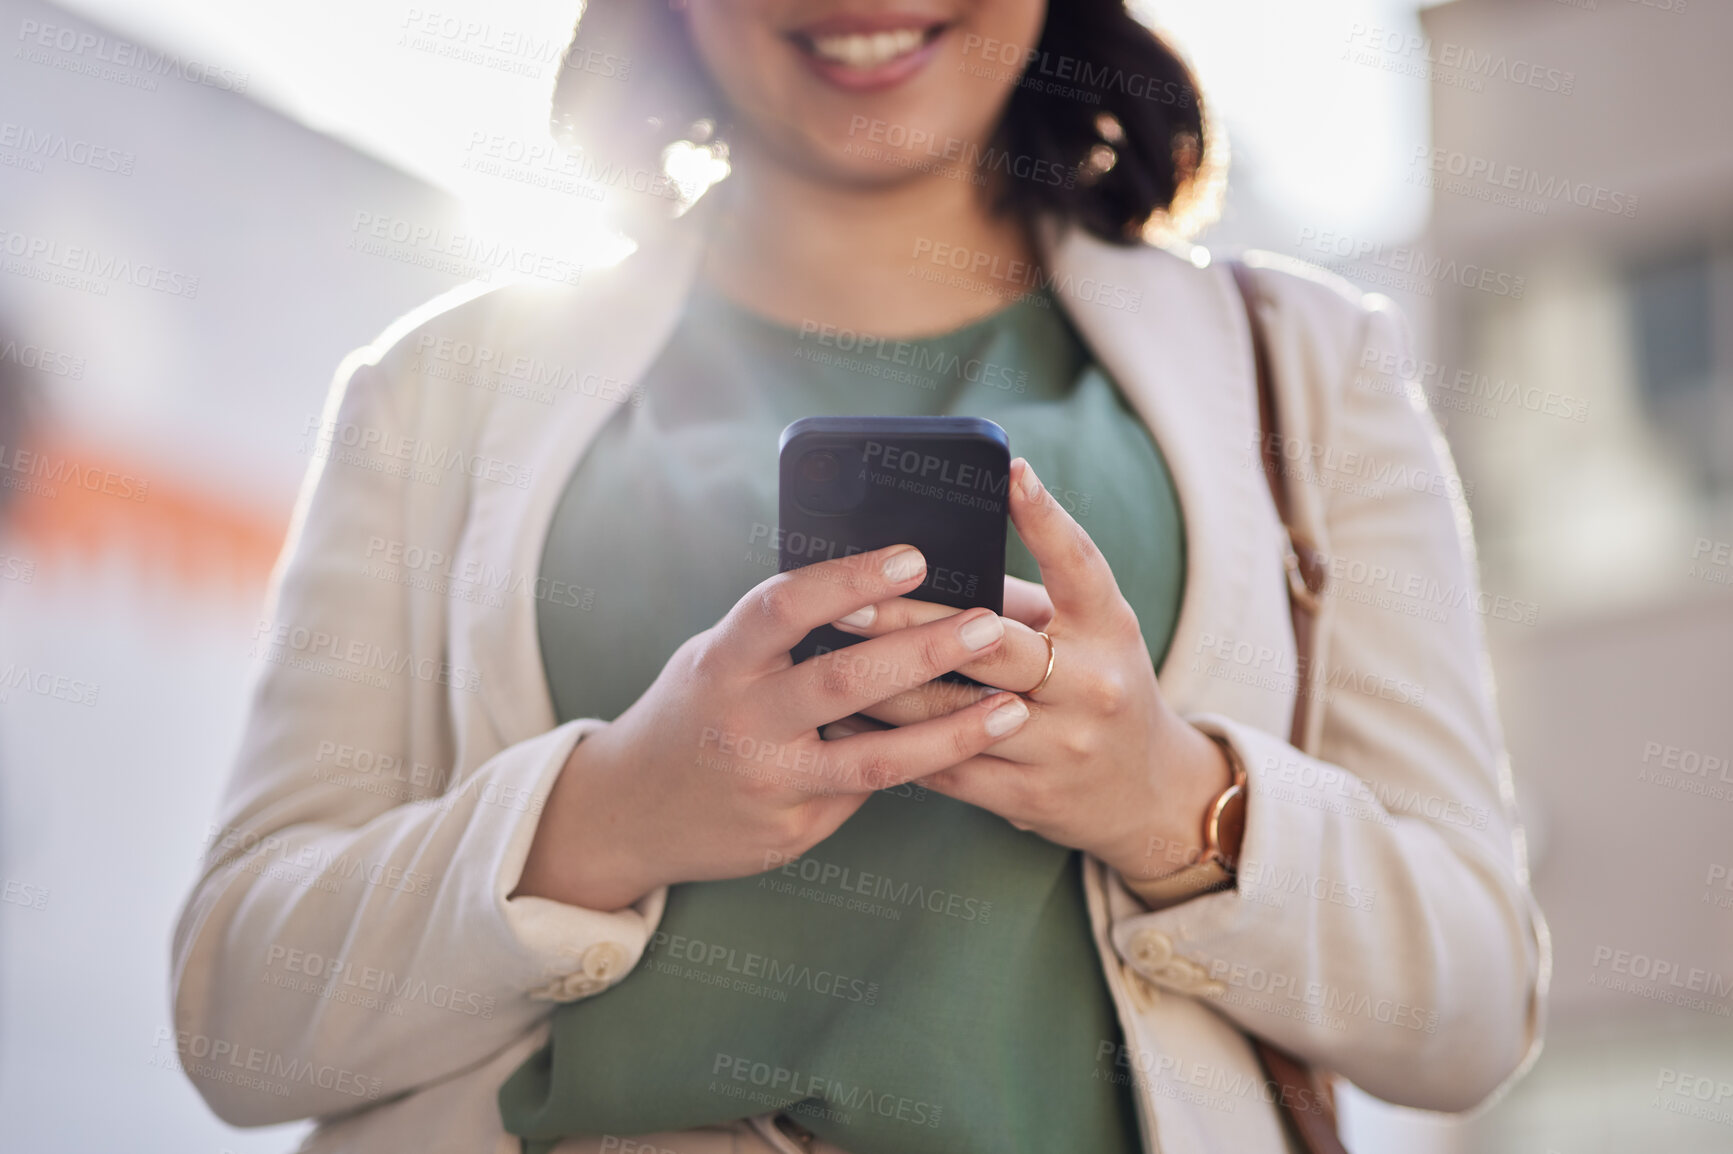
[1019, 460, 1043, 502]
[882, 547, 925, 583]
[958, 612, 1004, 651]
[836, 606, 875, 628]
[985, 696, 1029, 737]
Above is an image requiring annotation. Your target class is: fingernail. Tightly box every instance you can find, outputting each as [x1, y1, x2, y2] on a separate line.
[984, 696, 1029, 737]
[1019, 460, 1043, 502]
[958, 612, 1004, 651]
[836, 606, 875, 628]
[882, 547, 925, 583]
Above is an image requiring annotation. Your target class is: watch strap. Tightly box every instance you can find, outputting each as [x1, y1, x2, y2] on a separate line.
[1124, 749, 1247, 911]
[1124, 856, 1235, 910]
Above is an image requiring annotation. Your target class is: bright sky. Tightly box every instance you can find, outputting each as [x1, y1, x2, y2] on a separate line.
[55, 0, 1437, 249]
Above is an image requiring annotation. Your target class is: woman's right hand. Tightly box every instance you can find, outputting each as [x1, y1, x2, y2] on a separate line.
[514, 545, 1032, 911]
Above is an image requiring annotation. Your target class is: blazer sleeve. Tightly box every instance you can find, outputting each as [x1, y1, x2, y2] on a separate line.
[1108, 285, 1549, 1113]
[168, 336, 656, 1126]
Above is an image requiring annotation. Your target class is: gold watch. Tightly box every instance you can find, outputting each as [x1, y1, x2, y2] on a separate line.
[1125, 741, 1248, 910]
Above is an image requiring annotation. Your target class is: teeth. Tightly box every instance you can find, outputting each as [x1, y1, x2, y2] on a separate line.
[809, 27, 926, 68]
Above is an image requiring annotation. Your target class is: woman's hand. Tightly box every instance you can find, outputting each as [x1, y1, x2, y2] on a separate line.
[515, 544, 1033, 911]
[832, 459, 1234, 886]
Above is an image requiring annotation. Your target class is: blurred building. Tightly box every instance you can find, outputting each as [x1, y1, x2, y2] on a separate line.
[0, 0, 464, 1147]
[1416, 1, 1733, 1151]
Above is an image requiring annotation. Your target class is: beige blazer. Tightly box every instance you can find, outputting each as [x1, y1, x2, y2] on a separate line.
[170, 204, 1548, 1154]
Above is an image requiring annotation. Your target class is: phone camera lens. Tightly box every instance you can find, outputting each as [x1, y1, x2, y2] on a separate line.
[800, 450, 840, 483]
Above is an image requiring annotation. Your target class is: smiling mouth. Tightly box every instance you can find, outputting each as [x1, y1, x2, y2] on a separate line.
[797, 24, 945, 69]
[785, 17, 951, 89]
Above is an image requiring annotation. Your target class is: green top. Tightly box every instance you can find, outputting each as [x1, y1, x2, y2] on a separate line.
[501, 284, 1187, 1154]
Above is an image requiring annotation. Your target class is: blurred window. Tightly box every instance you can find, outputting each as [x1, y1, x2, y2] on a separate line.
[1626, 245, 1724, 492]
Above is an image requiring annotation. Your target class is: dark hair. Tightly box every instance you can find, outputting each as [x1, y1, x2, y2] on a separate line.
[550, 0, 1217, 243]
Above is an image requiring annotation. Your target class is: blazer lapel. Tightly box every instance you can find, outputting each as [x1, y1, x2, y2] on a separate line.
[461, 210, 712, 748]
[1041, 226, 1266, 719]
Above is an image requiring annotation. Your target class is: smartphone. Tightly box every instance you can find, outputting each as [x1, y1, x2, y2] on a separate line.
[778, 415, 1010, 665]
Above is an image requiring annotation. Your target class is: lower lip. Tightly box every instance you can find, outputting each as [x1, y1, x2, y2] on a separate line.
[794, 28, 947, 93]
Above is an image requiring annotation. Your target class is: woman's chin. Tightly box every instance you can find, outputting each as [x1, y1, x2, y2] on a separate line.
[795, 146, 973, 193]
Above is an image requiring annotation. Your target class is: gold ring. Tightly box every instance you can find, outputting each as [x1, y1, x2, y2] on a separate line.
[1024, 631, 1056, 698]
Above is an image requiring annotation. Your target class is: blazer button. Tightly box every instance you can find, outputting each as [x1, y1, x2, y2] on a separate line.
[581, 941, 629, 982]
[529, 969, 600, 1002]
[1122, 962, 1162, 1012]
[1129, 928, 1174, 972]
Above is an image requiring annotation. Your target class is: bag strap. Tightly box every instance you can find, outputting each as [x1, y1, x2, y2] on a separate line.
[1227, 258, 1329, 747]
[1226, 257, 1349, 1154]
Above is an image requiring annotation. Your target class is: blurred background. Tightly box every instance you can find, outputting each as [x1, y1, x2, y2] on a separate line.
[1, 0, 1729, 1150]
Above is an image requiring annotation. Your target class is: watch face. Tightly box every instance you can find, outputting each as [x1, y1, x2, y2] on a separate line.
[1216, 785, 1248, 871]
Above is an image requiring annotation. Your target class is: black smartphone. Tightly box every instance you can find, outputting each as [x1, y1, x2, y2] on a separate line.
[777, 415, 1010, 665]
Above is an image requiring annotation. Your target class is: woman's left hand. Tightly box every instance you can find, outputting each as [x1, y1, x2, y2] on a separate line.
[830, 458, 1233, 883]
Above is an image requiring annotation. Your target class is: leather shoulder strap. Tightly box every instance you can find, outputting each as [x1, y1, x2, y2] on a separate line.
[1226, 258, 1328, 751]
[1225, 257, 1349, 1154]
